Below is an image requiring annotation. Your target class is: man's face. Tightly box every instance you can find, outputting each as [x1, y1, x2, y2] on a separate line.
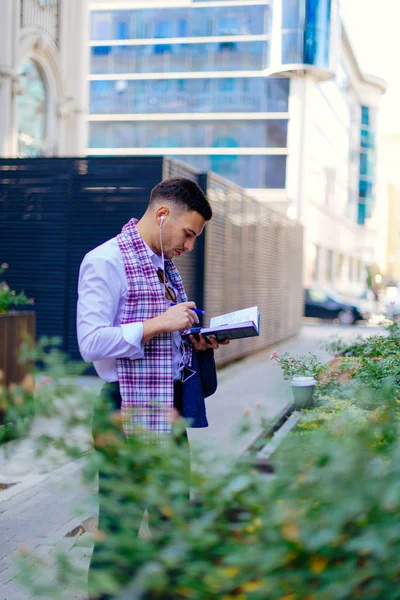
[161, 209, 205, 259]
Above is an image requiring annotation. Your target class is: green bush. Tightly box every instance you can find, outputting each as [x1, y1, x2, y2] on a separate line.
[0, 263, 33, 314]
[14, 337, 400, 599]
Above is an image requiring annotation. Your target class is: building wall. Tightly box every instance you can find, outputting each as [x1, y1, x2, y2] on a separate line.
[386, 182, 400, 284]
[87, 0, 290, 192]
[0, 0, 88, 158]
[286, 28, 386, 296]
[87, 0, 386, 297]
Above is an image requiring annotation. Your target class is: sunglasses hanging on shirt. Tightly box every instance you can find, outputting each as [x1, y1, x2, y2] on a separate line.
[156, 268, 177, 304]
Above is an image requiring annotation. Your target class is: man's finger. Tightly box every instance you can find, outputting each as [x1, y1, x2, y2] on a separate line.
[184, 301, 196, 308]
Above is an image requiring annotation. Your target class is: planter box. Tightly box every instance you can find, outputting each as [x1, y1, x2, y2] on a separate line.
[0, 311, 36, 387]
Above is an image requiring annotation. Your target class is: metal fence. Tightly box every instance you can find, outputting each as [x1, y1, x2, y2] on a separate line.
[0, 157, 303, 367]
[203, 172, 303, 365]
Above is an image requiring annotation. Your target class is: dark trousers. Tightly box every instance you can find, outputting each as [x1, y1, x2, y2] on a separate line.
[88, 381, 189, 600]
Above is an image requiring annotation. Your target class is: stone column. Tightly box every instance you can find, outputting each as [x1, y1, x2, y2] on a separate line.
[0, 0, 18, 157]
[58, 0, 89, 156]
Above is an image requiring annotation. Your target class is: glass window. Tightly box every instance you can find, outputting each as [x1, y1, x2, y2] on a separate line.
[357, 203, 366, 226]
[282, 31, 303, 64]
[91, 13, 112, 40]
[153, 43, 173, 54]
[303, 0, 331, 67]
[216, 17, 239, 36]
[178, 19, 187, 37]
[89, 78, 290, 115]
[218, 41, 238, 52]
[117, 21, 129, 40]
[361, 106, 370, 126]
[16, 59, 47, 157]
[308, 289, 328, 302]
[266, 155, 287, 187]
[167, 155, 287, 189]
[90, 41, 267, 74]
[92, 45, 111, 56]
[359, 180, 372, 199]
[154, 80, 171, 93]
[282, 0, 302, 29]
[220, 78, 236, 92]
[361, 128, 374, 149]
[89, 120, 288, 149]
[90, 6, 267, 40]
[266, 78, 290, 111]
[155, 20, 172, 38]
[360, 152, 372, 178]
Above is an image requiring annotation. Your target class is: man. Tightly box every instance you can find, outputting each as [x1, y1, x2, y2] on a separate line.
[77, 177, 227, 598]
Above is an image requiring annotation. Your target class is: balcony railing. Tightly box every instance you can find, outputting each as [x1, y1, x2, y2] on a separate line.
[21, 0, 60, 47]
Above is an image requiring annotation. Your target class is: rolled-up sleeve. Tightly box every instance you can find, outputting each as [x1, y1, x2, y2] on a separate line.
[77, 254, 144, 363]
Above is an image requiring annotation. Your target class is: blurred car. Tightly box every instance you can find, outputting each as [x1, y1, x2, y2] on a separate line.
[304, 288, 363, 325]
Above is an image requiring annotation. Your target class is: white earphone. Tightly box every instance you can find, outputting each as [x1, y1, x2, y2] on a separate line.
[159, 215, 166, 289]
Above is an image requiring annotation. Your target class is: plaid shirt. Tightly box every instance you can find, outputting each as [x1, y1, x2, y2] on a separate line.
[116, 219, 192, 436]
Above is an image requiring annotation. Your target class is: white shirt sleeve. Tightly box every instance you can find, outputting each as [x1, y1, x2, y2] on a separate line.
[77, 253, 144, 363]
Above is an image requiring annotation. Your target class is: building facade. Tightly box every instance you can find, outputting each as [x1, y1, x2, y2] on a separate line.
[87, 0, 386, 296]
[0, 0, 88, 158]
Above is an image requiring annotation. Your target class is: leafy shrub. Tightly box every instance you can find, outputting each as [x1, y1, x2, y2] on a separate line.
[9, 331, 400, 599]
[0, 263, 33, 314]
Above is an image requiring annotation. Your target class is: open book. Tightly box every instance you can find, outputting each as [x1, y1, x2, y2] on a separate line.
[185, 306, 260, 342]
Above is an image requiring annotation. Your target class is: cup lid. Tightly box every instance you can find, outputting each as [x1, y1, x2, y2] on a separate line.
[291, 376, 316, 386]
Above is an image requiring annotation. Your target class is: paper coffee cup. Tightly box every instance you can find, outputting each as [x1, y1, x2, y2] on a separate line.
[291, 376, 315, 409]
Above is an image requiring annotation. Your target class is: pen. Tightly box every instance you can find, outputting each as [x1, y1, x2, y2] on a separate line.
[169, 302, 206, 315]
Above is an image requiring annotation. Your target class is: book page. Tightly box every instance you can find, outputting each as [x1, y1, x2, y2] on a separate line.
[210, 306, 259, 328]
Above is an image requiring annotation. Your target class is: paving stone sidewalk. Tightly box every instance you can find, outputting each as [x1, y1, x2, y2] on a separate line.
[0, 324, 379, 600]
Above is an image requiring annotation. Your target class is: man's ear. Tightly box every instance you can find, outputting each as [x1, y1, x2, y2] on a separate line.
[156, 206, 170, 225]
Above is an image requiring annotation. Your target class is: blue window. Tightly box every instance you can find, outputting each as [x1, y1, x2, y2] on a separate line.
[361, 106, 370, 126]
[216, 17, 239, 35]
[155, 20, 172, 38]
[266, 78, 289, 111]
[92, 45, 111, 55]
[303, 0, 331, 66]
[91, 6, 266, 40]
[91, 14, 112, 40]
[282, 0, 302, 29]
[90, 42, 266, 74]
[220, 78, 236, 92]
[361, 128, 374, 149]
[211, 155, 240, 176]
[360, 153, 371, 177]
[170, 155, 287, 189]
[89, 77, 290, 114]
[359, 180, 372, 199]
[178, 19, 187, 37]
[357, 202, 366, 225]
[153, 43, 173, 54]
[117, 21, 129, 40]
[218, 41, 238, 52]
[266, 155, 287, 188]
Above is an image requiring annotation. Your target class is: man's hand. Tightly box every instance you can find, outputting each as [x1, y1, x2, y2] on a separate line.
[161, 302, 199, 332]
[189, 333, 230, 351]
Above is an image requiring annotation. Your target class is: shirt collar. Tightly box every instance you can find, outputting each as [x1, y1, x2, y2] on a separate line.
[143, 241, 164, 271]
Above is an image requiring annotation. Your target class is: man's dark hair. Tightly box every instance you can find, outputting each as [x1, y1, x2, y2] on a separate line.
[150, 177, 212, 221]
